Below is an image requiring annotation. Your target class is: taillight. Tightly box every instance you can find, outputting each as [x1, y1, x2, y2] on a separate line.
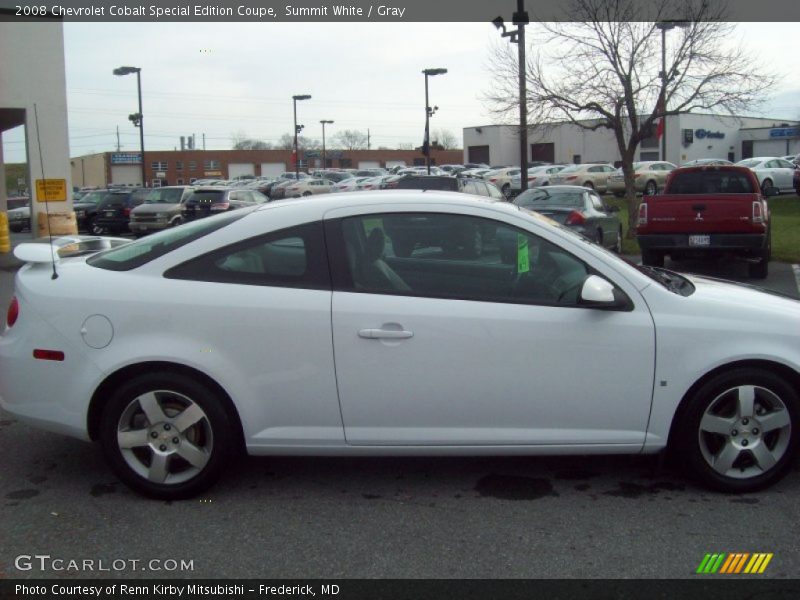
[566, 176, 578, 181]
[6, 296, 19, 328]
[489, 178, 498, 183]
[565, 210, 586, 225]
[210, 202, 230, 211]
[638, 202, 648, 227]
[528, 176, 537, 181]
[33, 349, 65, 361]
[752, 201, 764, 223]
[123, 207, 131, 217]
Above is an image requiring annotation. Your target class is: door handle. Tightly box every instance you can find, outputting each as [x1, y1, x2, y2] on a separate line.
[358, 328, 414, 340]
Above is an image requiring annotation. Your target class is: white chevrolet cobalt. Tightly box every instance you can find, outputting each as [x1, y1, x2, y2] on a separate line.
[1, 192, 799, 499]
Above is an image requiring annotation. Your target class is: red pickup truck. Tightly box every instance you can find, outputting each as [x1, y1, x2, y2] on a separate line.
[635, 165, 778, 279]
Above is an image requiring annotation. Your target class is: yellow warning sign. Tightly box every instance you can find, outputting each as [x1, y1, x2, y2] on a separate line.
[36, 179, 67, 202]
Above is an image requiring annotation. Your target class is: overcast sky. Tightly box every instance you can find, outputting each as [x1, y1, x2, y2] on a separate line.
[2, 21, 798, 163]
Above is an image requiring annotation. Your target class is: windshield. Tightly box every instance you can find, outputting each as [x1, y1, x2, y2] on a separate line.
[78, 190, 110, 205]
[736, 159, 761, 168]
[515, 190, 585, 209]
[556, 165, 581, 173]
[145, 188, 186, 204]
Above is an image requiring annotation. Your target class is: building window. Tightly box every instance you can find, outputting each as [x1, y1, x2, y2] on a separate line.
[204, 159, 220, 170]
[189, 161, 197, 171]
[640, 151, 659, 161]
[177, 178, 184, 185]
[151, 161, 168, 170]
[176, 161, 183, 171]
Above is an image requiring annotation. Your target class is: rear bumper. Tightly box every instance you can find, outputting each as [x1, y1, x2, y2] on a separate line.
[637, 233, 767, 255]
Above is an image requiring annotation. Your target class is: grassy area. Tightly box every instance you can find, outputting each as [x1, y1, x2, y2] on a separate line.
[607, 193, 800, 263]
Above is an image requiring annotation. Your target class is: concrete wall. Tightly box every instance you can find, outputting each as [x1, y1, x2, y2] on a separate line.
[71, 153, 108, 188]
[0, 21, 72, 226]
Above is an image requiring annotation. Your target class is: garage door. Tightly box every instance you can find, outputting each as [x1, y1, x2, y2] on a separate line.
[358, 161, 381, 169]
[228, 163, 255, 179]
[260, 163, 286, 177]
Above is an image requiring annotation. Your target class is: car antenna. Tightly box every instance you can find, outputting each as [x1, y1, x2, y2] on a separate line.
[33, 103, 58, 280]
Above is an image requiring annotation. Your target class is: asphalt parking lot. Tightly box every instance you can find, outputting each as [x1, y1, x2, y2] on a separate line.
[1, 233, 800, 580]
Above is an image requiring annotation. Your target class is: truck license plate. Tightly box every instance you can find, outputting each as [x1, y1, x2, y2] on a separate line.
[689, 235, 710, 247]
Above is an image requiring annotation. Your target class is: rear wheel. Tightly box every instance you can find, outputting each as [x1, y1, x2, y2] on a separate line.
[748, 229, 771, 279]
[90, 217, 104, 235]
[641, 249, 664, 267]
[99, 372, 236, 500]
[583, 181, 594, 190]
[644, 180, 658, 196]
[676, 368, 798, 492]
[302, 191, 312, 197]
[761, 178, 773, 194]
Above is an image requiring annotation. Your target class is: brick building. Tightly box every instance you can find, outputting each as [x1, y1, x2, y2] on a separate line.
[71, 148, 464, 188]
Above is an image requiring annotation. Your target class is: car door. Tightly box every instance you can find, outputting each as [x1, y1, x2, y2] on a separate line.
[774, 159, 794, 190]
[588, 192, 615, 246]
[326, 208, 655, 447]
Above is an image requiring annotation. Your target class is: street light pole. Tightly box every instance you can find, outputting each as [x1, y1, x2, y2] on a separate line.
[422, 68, 447, 175]
[655, 21, 688, 164]
[493, 1, 529, 191]
[113, 66, 145, 187]
[292, 94, 311, 179]
[320, 120, 334, 169]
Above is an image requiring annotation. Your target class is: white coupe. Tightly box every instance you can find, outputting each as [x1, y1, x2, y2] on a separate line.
[1, 192, 798, 499]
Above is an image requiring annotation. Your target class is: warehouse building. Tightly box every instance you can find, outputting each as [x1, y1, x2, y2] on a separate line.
[463, 113, 799, 167]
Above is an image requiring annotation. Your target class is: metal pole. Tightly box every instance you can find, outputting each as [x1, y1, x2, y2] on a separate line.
[322, 122, 327, 169]
[424, 73, 431, 174]
[136, 69, 146, 187]
[661, 26, 667, 162]
[293, 98, 299, 179]
[517, 0, 528, 192]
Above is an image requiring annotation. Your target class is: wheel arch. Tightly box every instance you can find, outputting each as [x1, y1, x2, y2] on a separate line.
[666, 358, 800, 449]
[87, 361, 245, 452]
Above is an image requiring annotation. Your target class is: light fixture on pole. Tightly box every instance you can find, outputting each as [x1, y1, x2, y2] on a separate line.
[320, 120, 334, 169]
[422, 68, 447, 175]
[113, 66, 145, 187]
[292, 94, 311, 179]
[654, 21, 689, 163]
[493, 1, 529, 191]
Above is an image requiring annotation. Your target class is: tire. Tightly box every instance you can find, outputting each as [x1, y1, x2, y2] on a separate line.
[583, 181, 594, 190]
[641, 249, 664, 267]
[613, 227, 623, 253]
[501, 183, 510, 195]
[644, 180, 657, 196]
[90, 217, 104, 236]
[613, 192, 625, 198]
[748, 228, 771, 279]
[676, 368, 798, 492]
[9, 224, 23, 233]
[761, 179, 773, 194]
[99, 372, 236, 500]
[302, 192, 312, 197]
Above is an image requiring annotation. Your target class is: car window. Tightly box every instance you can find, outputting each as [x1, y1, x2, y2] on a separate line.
[514, 190, 585, 209]
[335, 213, 590, 307]
[88, 210, 250, 271]
[165, 221, 330, 289]
[667, 171, 756, 194]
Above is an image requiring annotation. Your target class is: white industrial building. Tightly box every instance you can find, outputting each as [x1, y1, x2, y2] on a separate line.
[463, 113, 799, 167]
[0, 16, 72, 229]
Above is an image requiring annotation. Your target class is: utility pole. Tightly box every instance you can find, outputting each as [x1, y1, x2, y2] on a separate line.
[202, 133, 206, 151]
[116, 126, 121, 151]
[367, 128, 371, 150]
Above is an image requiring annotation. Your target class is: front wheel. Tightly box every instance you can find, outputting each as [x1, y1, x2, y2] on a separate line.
[644, 180, 658, 196]
[761, 178, 773, 194]
[676, 368, 798, 492]
[99, 372, 236, 500]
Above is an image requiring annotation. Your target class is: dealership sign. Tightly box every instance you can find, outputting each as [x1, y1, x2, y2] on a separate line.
[111, 152, 142, 165]
[695, 129, 725, 140]
[769, 127, 799, 138]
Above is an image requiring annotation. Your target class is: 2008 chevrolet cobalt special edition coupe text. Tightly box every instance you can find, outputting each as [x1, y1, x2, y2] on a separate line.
[2, 191, 799, 499]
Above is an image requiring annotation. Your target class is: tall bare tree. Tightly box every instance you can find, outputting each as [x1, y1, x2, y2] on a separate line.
[485, 0, 774, 236]
[432, 128, 460, 150]
[332, 130, 369, 150]
[277, 133, 321, 151]
[231, 130, 272, 150]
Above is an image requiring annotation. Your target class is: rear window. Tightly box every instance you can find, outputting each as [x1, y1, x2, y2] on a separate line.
[395, 177, 458, 191]
[515, 190, 585, 209]
[187, 190, 226, 203]
[667, 171, 755, 194]
[87, 209, 250, 271]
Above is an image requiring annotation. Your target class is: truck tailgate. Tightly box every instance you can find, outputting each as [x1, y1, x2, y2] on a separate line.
[640, 194, 762, 234]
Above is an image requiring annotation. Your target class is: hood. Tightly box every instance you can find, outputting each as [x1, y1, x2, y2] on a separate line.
[683, 273, 800, 319]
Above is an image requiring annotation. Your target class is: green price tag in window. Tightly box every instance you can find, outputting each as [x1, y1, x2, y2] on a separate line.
[517, 234, 530, 273]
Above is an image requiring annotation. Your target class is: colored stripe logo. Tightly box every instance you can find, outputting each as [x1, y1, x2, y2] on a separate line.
[696, 553, 773, 574]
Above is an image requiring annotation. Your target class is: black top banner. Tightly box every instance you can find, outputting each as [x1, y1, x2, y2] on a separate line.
[1, 0, 799, 22]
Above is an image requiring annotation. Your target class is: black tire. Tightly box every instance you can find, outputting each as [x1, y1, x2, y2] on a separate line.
[675, 368, 798, 492]
[302, 192, 312, 197]
[761, 178, 773, 194]
[641, 249, 664, 267]
[583, 181, 594, 190]
[613, 227, 623, 253]
[644, 180, 658, 196]
[99, 372, 236, 500]
[90, 217, 104, 236]
[748, 229, 771, 279]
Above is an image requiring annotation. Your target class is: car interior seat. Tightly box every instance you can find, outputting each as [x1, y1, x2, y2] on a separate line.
[360, 228, 411, 292]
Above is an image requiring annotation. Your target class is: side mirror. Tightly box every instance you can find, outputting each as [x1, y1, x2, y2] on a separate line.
[764, 186, 780, 197]
[578, 275, 630, 310]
